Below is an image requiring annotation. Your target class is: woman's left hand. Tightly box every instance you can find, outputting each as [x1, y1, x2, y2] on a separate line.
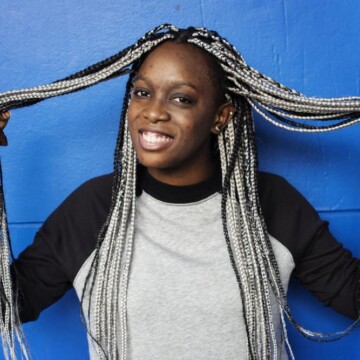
[0, 111, 11, 146]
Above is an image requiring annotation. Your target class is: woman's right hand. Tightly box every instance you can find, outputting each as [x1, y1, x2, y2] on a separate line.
[0, 111, 11, 146]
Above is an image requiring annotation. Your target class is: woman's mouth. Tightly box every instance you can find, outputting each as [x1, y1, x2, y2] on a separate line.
[139, 130, 174, 150]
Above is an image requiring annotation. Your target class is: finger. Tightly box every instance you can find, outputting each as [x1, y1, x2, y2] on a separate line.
[0, 111, 11, 131]
[0, 120, 8, 131]
[0, 111, 11, 121]
[0, 131, 8, 146]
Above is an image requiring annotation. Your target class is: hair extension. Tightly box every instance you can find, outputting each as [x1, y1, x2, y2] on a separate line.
[0, 24, 359, 359]
[0, 161, 30, 360]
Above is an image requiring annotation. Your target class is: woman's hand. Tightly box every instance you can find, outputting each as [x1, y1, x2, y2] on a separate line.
[0, 111, 11, 146]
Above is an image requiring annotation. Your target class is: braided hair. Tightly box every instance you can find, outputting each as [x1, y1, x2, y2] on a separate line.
[0, 24, 359, 360]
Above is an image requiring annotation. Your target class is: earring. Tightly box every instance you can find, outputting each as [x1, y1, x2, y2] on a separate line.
[215, 125, 221, 133]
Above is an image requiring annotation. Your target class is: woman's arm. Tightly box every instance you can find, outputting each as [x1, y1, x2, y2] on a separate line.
[259, 172, 359, 319]
[10, 173, 113, 322]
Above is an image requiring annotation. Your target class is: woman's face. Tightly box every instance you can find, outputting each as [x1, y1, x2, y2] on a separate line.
[128, 41, 232, 185]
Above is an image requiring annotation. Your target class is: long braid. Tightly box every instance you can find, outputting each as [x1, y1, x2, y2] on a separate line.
[0, 24, 359, 359]
[0, 163, 30, 360]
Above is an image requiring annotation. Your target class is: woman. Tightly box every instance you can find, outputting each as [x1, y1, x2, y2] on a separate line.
[0, 25, 359, 360]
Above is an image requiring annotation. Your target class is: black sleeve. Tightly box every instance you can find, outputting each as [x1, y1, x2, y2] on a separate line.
[11, 173, 112, 323]
[258, 172, 359, 319]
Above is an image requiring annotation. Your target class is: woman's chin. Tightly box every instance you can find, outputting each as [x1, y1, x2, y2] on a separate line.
[136, 155, 174, 170]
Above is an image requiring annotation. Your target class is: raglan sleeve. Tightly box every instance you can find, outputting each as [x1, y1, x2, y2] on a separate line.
[10, 174, 113, 323]
[258, 172, 359, 320]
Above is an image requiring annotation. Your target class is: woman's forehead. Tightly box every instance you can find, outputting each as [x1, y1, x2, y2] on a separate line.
[137, 42, 215, 83]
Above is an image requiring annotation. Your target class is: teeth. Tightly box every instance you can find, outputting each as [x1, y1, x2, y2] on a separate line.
[142, 132, 172, 143]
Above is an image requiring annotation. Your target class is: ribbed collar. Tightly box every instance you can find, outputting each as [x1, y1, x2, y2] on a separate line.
[138, 166, 222, 204]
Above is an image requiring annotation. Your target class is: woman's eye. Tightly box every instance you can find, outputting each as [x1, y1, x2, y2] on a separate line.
[133, 89, 150, 98]
[173, 96, 193, 105]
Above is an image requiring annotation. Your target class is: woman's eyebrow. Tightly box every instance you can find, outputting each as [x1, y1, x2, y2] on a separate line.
[170, 80, 198, 91]
[134, 74, 150, 83]
[134, 75, 198, 91]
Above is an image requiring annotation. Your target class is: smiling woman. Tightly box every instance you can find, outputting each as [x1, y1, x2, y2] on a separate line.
[128, 41, 234, 185]
[0, 25, 359, 360]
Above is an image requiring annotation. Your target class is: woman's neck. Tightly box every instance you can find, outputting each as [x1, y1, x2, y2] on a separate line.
[139, 163, 222, 203]
[147, 157, 216, 186]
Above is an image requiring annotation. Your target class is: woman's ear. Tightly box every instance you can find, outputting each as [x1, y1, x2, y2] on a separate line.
[211, 102, 235, 134]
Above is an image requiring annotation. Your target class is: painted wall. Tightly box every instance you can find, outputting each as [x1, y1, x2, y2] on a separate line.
[0, 0, 359, 358]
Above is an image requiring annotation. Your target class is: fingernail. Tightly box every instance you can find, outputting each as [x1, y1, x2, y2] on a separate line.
[3, 111, 11, 120]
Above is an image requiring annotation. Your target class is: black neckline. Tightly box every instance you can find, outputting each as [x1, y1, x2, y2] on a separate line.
[138, 166, 222, 204]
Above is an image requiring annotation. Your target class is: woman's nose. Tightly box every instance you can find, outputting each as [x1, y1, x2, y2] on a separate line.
[143, 99, 170, 123]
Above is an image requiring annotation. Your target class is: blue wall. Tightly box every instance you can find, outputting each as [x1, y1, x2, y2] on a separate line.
[0, 1, 359, 358]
